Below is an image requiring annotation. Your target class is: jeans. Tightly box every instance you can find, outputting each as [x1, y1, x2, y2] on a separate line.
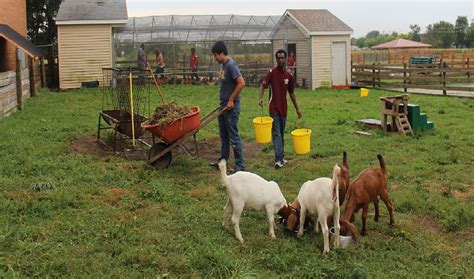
[156, 66, 165, 78]
[271, 114, 286, 162]
[218, 107, 245, 171]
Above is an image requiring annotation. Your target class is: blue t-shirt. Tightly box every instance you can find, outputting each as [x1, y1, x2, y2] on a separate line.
[219, 58, 241, 108]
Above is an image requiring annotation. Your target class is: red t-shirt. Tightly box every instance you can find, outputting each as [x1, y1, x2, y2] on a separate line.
[261, 67, 295, 116]
[190, 53, 198, 70]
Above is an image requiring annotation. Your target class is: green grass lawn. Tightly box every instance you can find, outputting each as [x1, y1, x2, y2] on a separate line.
[0, 85, 473, 277]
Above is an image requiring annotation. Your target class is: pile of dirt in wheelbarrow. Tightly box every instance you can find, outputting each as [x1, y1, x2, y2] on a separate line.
[144, 101, 193, 126]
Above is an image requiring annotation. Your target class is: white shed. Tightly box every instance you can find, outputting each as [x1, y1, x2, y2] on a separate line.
[56, 0, 128, 89]
[272, 9, 353, 89]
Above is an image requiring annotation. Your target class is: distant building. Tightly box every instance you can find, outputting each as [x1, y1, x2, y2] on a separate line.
[372, 38, 432, 50]
[272, 9, 353, 88]
[56, 0, 128, 89]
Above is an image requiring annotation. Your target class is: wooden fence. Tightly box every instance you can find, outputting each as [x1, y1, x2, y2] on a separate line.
[352, 49, 474, 65]
[352, 60, 473, 96]
[0, 57, 42, 117]
[115, 60, 272, 86]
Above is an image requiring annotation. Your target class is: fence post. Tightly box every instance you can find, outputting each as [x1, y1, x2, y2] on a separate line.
[28, 57, 36, 97]
[377, 62, 381, 87]
[441, 59, 447, 95]
[372, 63, 375, 88]
[467, 57, 470, 79]
[40, 57, 46, 88]
[403, 63, 407, 93]
[15, 48, 23, 110]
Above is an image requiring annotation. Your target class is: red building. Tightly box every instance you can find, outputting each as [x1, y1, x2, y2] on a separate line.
[0, 0, 27, 71]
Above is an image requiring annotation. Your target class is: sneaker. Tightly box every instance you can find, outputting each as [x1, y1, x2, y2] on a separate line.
[282, 159, 289, 165]
[275, 161, 284, 169]
[210, 159, 225, 169]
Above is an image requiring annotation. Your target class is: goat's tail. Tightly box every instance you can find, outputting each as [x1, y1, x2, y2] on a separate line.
[377, 154, 386, 174]
[218, 158, 228, 186]
[331, 164, 341, 204]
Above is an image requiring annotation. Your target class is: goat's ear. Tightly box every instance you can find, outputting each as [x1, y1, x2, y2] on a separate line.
[343, 151, 349, 168]
[287, 213, 298, 231]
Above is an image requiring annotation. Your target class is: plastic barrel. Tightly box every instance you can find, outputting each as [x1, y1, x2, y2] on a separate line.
[291, 128, 311, 155]
[253, 117, 273, 144]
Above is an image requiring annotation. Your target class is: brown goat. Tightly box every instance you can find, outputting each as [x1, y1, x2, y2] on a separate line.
[341, 154, 394, 240]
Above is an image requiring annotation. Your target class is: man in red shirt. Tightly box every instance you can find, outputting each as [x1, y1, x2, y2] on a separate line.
[259, 49, 302, 169]
[190, 48, 199, 83]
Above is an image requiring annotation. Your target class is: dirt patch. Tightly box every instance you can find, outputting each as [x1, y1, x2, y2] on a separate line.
[178, 138, 262, 163]
[68, 135, 262, 164]
[69, 135, 116, 157]
[84, 188, 131, 207]
[452, 184, 473, 202]
[413, 214, 441, 232]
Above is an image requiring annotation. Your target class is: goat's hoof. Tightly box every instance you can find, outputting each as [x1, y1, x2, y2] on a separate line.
[361, 231, 367, 236]
[374, 217, 379, 222]
[322, 250, 329, 256]
[389, 222, 395, 227]
[297, 232, 303, 238]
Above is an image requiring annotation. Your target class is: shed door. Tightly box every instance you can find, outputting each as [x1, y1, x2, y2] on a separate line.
[331, 42, 347, 85]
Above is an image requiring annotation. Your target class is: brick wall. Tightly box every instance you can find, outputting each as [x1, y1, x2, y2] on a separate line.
[0, 0, 26, 71]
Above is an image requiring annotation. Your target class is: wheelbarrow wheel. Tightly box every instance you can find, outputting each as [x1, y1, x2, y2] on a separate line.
[149, 143, 172, 169]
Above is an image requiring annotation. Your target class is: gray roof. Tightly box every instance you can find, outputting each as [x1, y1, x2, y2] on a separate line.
[286, 9, 352, 33]
[56, 0, 128, 22]
[0, 24, 44, 58]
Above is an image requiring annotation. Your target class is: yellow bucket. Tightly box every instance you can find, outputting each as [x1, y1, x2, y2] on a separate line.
[360, 88, 369, 97]
[291, 128, 311, 155]
[253, 117, 273, 144]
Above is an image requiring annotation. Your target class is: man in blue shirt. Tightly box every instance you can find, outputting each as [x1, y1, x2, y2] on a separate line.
[210, 41, 246, 172]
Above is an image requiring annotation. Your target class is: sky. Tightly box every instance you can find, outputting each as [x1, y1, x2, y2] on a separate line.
[126, 0, 473, 37]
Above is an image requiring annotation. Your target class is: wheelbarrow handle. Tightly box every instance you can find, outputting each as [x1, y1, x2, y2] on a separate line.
[195, 107, 223, 132]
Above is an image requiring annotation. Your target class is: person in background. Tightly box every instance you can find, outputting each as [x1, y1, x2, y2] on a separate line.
[155, 48, 165, 78]
[190, 47, 199, 83]
[287, 51, 296, 77]
[259, 49, 302, 169]
[210, 41, 246, 173]
[137, 44, 147, 70]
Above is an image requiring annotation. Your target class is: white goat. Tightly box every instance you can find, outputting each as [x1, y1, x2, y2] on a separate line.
[292, 164, 342, 254]
[218, 159, 288, 243]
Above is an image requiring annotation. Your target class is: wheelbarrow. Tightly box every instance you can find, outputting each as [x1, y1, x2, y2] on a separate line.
[141, 106, 224, 169]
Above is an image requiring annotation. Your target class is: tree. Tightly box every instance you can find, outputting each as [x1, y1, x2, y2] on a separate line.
[409, 24, 421, 42]
[355, 37, 366, 49]
[465, 24, 474, 48]
[426, 21, 455, 48]
[27, 0, 62, 45]
[366, 30, 380, 39]
[454, 16, 469, 48]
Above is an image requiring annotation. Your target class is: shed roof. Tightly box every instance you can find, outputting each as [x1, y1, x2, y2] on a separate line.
[56, 0, 128, 25]
[285, 9, 353, 35]
[0, 24, 44, 58]
[372, 38, 432, 49]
